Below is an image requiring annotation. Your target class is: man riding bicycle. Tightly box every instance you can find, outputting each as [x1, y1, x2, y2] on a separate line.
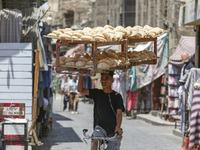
[78, 71, 125, 150]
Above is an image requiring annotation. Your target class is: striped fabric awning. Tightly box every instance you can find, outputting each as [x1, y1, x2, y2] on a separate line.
[169, 36, 195, 65]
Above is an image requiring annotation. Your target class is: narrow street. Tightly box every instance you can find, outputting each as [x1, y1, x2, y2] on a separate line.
[33, 94, 183, 150]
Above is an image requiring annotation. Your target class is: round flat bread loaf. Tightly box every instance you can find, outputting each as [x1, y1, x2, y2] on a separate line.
[81, 35, 94, 41]
[65, 57, 78, 63]
[73, 53, 81, 59]
[64, 31, 73, 36]
[59, 33, 71, 39]
[104, 25, 114, 30]
[87, 61, 93, 65]
[107, 49, 116, 53]
[99, 58, 111, 66]
[76, 61, 87, 68]
[132, 26, 143, 31]
[94, 27, 104, 32]
[114, 32, 124, 41]
[84, 53, 91, 59]
[85, 65, 93, 69]
[52, 31, 62, 36]
[97, 62, 109, 70]
[107, 52, 118, 59]
[79, 56, 89, 62]
[73, 32, 83, 38]
[59, 59, 65, 65]
[94, 37, 107, 42]
[57, 29, 65, 33]
[83, 27, 92, 32]
[126, 26, 132, 36]
[60, 56, 66, 61]
[144, 25, 153, 31]
[47, 33, 57, 37]
[76, 30, 84, 35]
[64, 28, 73, 32]
[65, 62, 75, 67]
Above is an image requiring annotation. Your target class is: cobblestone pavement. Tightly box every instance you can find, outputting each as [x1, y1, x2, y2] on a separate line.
[33, 94, 183, 150]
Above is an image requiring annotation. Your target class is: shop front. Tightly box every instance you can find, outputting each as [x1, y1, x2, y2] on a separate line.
[179, 0, 200, 148]
[126, 33, 168, 113]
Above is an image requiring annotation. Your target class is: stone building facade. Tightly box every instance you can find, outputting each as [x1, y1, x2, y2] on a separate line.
[48, 0, 92, 29]
[133, 0, 195, 56]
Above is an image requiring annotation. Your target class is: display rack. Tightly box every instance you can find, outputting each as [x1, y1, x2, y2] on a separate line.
[168, 63, 181, 116]
[54, 37, 158, 76]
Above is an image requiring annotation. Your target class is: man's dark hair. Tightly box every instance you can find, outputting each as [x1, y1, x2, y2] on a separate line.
[101, 71, 114, 77]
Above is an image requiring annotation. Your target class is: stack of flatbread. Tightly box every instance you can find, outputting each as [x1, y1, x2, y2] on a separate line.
[46, 25, 165, 42]
[52, 49, 157, 70]
[128, 50, 157, 62]
[128, 25, 165, 39]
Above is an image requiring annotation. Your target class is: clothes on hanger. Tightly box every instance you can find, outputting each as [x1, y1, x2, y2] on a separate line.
[189, 88, 200, 148]
[185, 68, 200, 109]
[126, 90, 137, 112]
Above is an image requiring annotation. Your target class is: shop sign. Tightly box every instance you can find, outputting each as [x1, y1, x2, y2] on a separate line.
[184, 0, 195, 24]
[197, 0, 200, 19]
[179, 0, 197, 26]
[0, 103, 25, 119]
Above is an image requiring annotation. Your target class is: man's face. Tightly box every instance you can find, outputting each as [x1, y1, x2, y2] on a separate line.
[181, 53, 189, 63]
[100, 74, 114, 89]
[72, 75, 77, 80]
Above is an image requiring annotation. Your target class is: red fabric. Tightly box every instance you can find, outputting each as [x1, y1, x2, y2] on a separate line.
[127, 90, 137, 111]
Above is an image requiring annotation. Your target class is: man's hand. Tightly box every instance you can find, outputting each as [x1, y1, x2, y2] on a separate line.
[115, 127, 123, 140]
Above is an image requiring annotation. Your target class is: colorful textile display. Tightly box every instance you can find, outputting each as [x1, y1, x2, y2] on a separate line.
[185, 68, 200, 109]
[130, 33, 168, 92]
[126, 90, 137, 112]
[189, 89, 200, 148]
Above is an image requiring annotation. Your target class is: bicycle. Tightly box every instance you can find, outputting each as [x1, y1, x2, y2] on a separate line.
[83, 129, 119, 150]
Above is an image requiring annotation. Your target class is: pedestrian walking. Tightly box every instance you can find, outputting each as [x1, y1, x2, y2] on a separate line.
[63, 92, 70, 111]
[137, 86, 149, 113]
[68, 75, 79, 114]
[61, 75, 71, 111]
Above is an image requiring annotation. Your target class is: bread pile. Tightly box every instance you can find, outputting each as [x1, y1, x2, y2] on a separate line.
[46, 25, 165, 42]
[52, 49, 157, 70]
[128, 25, 165, 39]
[128, 50, 157, 62]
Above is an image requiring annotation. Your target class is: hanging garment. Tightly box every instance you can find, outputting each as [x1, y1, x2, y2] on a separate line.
[189, 89, 200, 148]
[0, 9, 22, 42]
[126, 90, 137, 112]
[113, 73, 121, 93]
[180, 85, 187, 133]
[185, 68, 200, 109]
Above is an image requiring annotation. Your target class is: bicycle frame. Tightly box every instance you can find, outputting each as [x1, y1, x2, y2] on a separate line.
[83, 129, 119, 150]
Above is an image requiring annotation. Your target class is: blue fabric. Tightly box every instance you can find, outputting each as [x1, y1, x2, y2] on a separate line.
[38, 67, 51, 88]
[84, 75, 91, 89]
[37, 88, 44, 107]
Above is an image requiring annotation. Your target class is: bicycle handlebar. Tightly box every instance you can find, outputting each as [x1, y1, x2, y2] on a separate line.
[83, 129, 119, 142]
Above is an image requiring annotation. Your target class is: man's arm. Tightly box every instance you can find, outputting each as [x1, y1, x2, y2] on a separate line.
[115, 109, 123, 140]
[67, 87, 70, 96]
[77, 76, 89, 95]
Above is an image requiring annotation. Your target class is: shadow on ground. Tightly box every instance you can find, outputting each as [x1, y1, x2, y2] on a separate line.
[32, 113, 83, 150]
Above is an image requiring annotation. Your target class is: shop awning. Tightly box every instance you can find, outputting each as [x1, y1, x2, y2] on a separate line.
[169, 36, 195, 66]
